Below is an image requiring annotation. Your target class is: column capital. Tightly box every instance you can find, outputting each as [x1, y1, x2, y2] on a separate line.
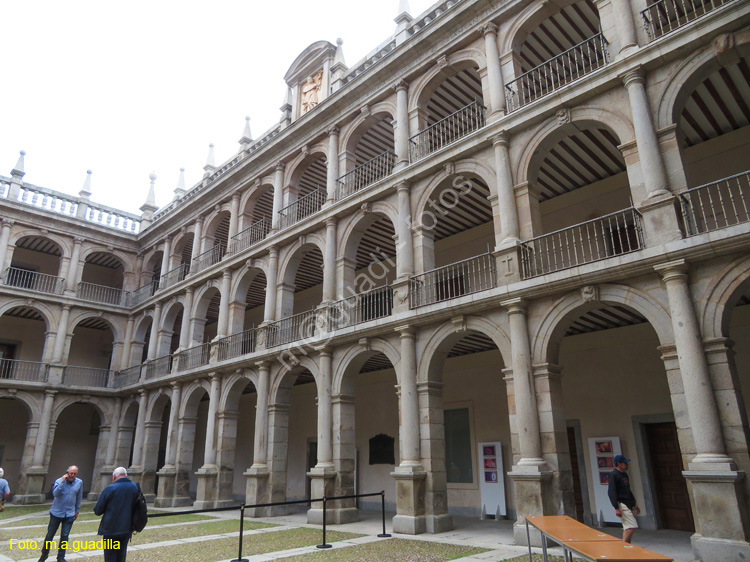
[654, 259, 689, 281]
[275, 161, 286, 172]
[162, 235, 172, 245]
[170, 381, 182, 391]
[209, 372, 222, 383]
[501, 297, 526, 314]
[231, 192, 241, 202]
[255, 360, 272, 370]
[396, 180, 411, 193]
[222, 268, 233, 279]
[327, 125, 340, 136]
[491, 131, 510, 147]
[1, 218, 14, 227]
[73, 236, 84, 245]
[61, 304, 72, 312]
[393, 79, 409, 92]
[139, 388, 148, 398]
[325, 217, 337, 228]
[44, 389, 58, 398]
[316, 346, 333, 358]
[185, 285, 194, 297]
[268, 245, 279, 258]
[481, 22, 498, 37]
[153, 300, 163, 311]
[620, 66, 645, 88]
[195, 215, 204, 225]
[395, 324, 416, 338]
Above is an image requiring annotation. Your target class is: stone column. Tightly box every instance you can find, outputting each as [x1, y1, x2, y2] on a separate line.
[417, 380, 453, 533]
[120, 317, 135, 370]
[308, 348, 336, 524]
[492, 133, 520, 248]
[326, 127, 340, 202]
[655, 260, 750, 558]
[216, 269, 232, 339]
[332, 393, 358, 524]
[263, 247, 279, 324]
[190, 217, 204, 265]
[394, 80, 410, 170]
[266, 402, 291, 515]
[100, 397, 122, 494]
[129, 389, 149, 477]
[147, 303, 162, 361]
[195, 374, 221, 508]
[228, 193, 241, 240]
[179, 287, 194, 351]
[19, 390, 56, 503]
[64, 237, 83, 294]
[156, 382, 182, 507]
[215, 409, 240, 507]
[51, 305, 71, 364]
[271, 163, 285, 230]
[0, 218, 14, 273]
[392, 326, 426, 535]
[323, 218, 337, 303]
[245, 362, 271, 516]
[395, 182, 414, 278]
[482, 23, 506, 119]
[172, 413, 197, 507]
[160, 237, 172, 281]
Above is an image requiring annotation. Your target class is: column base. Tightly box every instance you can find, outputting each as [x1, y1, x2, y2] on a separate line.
[12, 494, 46, 505]
[391, 467, 427, 535]
[244, 467, 270, 517]
[508, 463, 554, 546]
[691, 535, 750, 561]
[17, 468, 49, 503]
[637, 193, 682, 245]
[155, 467, 176, 508]
[194, 465, 219, 509]
[493, 246, 522, 284]
[426, 513, 453, 533]
[307, 467, 336, 524]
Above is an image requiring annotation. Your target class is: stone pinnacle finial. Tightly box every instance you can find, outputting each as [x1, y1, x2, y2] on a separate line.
[11, 150, 26, 179]
[203, 143, 216, 178]
[397, 0, 411, 17]
[239, 116, 253, 148]
[140, 172, 158, 214]
[79, 170, 92, 198]
[173, 167, 186, 200]
[333, 38, 346, 67]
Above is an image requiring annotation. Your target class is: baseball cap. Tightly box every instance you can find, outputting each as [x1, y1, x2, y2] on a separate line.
[614, 454, 630, 464]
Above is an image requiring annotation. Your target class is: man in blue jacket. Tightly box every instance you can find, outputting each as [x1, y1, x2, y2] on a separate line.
[39, 465, 83, 562]
[94, 467, 139, 562]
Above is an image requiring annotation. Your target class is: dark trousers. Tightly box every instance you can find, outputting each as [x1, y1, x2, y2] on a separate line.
[40, 515, 75, 561]
[103, 535, 130, 562]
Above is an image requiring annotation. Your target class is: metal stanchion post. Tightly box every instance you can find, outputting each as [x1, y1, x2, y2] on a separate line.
[231, 505, 249, 562]
[317, 496, 332, 549]
[377, 490, 391, 538]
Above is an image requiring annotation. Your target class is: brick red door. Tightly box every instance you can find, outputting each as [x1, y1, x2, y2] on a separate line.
[645, 422, 694, 531]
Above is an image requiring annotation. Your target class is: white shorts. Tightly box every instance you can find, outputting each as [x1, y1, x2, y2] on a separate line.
[619, 503, 638, 530]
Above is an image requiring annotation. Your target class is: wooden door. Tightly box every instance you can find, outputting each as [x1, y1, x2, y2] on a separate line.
[645, 422, 694, 531]
[567, 427, 584, 521]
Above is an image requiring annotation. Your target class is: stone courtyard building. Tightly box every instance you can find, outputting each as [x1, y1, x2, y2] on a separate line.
[1, 0, 749, 560]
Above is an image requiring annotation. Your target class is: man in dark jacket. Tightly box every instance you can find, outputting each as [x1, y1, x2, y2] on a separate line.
[607, 454, 640, 543]
[93, 467, 139, 562]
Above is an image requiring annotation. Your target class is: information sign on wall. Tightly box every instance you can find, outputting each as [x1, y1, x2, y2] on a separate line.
[477, 441, 506, 518]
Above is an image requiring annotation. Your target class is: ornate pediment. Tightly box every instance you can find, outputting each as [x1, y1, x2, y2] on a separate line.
[284, 41, 337, 117]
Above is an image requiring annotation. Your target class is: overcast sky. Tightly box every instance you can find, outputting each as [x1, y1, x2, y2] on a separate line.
[1, 0, 434, 215]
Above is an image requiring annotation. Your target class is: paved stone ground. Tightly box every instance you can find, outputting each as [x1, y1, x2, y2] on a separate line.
[0, 503, 695, 562]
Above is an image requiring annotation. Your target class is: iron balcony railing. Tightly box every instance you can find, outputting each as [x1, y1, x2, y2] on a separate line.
[0, 358, 49, 382]
[506, 33, 610, 113]
[192, 243, 226, 275]
[62, 366, 113, 388]
[2, 267, 65, 295]
[520, 208, 644, 279]
[228, 216, 271, 255]
[77, 281, 128, 306]
[328, 286, 394, 330]
[278, 188, 327, 230]
[409, 100, 486, 162]
[267, 309, 318, 348]
[217, 328, 257, 361]
[176, 342, 211, 371]
[642, 0, 734, 41]
[679, 171, 750, 236]
[143, 355, 173, 379]
[409, 252, 497, 309]
[114, 365, 142, 388]
[129, 279, 160, 306]
[160, 263, 189, 289]
[336, 151, 397, 200]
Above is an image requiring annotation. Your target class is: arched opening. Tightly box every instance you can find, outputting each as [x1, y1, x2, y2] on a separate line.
[522, 122, 639, 278]
[269, 368, 317, 508]
[333, 214, 396, 329]
[338, 115, 396, 199]
[138, 251, 163, 300]
[411, 174, 495, 308]
[48, 402, 102, 496]
[0, 397, 32, 497]
[65, 317, 116, 387]
[79, 252, 125, 304]
[0, 306, 49, 380]
[130, 316, 153, 367]
[193, 287, 221, 345]
[412, 65, 485, 160]
[218, 377, 257, 503]
[281, 155, 327, 229]
[181, 386, 210, 504]
[232, 187, 273, 253]
[507, 1, 606, 111]
[6, 236, 64, 294]
[336, 351, 399, 518]
[164, 234, 193, 287]
[548, 300, 693, 531]
[120, 401, 139, 469]
[142, 394, 171, 499]
[425, 330, 511, 524]
[674, 53, 750, 235]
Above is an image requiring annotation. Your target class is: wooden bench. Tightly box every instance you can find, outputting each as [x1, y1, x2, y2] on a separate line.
[525, 515, 673, 562]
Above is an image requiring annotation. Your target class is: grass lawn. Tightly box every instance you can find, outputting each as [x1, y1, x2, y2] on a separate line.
[502, 556, 565, 561]
[126, 528, 361, 562]
[12, 511, 215, 527]
[279, 537, 489, 561]
[130, 519, 275, 545]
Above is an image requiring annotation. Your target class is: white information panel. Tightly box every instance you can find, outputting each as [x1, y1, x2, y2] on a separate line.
[587, 436, 622, 524]
[477, 441, 506, 518]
